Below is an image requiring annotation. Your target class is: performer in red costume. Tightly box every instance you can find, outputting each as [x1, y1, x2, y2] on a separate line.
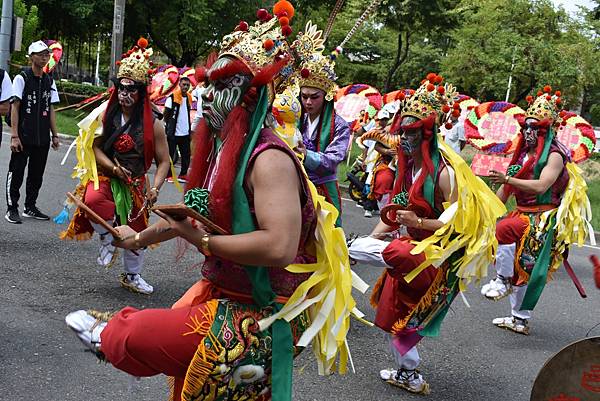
[60, 38, 170, 294]
[349, 74, 504, 394]
[65, 5, 361, 401]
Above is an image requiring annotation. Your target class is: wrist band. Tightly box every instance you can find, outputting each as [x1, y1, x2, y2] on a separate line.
[200, 233, 212, 256]
[134, 232, 142, 249]
[417, 217, 423, 228]
[112, 166, 118, 174]
[151, 186, 159, 194]
[505, 176, 510, 184]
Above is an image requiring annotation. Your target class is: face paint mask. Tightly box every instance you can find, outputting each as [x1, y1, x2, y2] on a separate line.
[400, 129, 422, 155]
[117, 79, 139, 108]
[202, 57, 252, 132]
[523, 121, 539, 147]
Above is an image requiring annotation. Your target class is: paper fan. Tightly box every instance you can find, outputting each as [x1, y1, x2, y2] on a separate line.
[456, 94, 479, 111]
[179, 67, 197, 87]
[334, 84, 382, 122]
[43, 41, 63, 74]
[149, 65, 180, 103]
[556, 112, 596, 163]
[465, 101, 525, 154]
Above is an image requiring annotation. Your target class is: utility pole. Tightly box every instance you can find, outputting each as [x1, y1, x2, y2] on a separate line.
[0, 0, 14, 71]
[108, 0, 126, 85]
[94, 35, 101, 86]
[505, 46, 517, 102]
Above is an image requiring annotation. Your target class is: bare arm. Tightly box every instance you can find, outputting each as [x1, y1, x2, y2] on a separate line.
[0, 101, 9, 116]
[503, 153, 563, 195]
[49, 105, 58, 136]
[117, 148, 304, 267]
[206, 149, 302, 266]
[10, 100, 19, 137]
[152, 119, 170, 189]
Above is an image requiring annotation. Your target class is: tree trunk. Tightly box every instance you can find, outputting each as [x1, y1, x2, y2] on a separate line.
[384, 31, 411, 93]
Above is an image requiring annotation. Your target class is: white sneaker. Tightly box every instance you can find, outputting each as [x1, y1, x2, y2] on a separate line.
[119, 273, 154, 295]
[65, 310, 106, 357]
[364, 210, 373, 218]
[97, 234, 118, 268]
[380, 368, 430, 394]
[492, 316, 530, 335]
[482, 277, 512, 300]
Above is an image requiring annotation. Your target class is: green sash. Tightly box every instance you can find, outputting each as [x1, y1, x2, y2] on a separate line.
[232, 87, 293, 401]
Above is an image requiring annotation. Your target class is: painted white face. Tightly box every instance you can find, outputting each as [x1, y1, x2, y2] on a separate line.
[523, 117, 539, 147]
[117, 78, 140, 108]
[201, 57, 252, 132]
[399, 116, 423, 155]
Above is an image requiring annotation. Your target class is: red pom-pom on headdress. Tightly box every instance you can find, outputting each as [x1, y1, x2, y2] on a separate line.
[555, 91, 561, 97]
[452, 102, 460, 110]
[526, 95, 533, 103]
[137, 37, 148, 49]
[555, 97, 561, 104]
[543, 85, 552, 93]
[545, 95, 551, 101]
[281, 25, 293, 37]
[537, 91, 543, 97]
[441, 104, 450, 113]
[279, 16, 290, 26]
[434, 75, 443, 84]
[445, 122, 453, 130]
[238, 21, 249, 31]
[300, 68, 310, 78]
[451, 109, 461, 118]
[426, 83, 435, 92]
[426, 73, 436, 82]
[257, 8, 269, 21]
[437, 86, 445, 94]
[273, 0, 295, 19]
[263, 39, 275, 51]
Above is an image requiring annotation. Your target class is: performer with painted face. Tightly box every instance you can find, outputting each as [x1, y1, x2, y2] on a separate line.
[481, 86, 595, 335]
[349, 74, 505, 394]
[293, 22, 350, 226]
[65, 4, 364, 401]
[60, 38, 170, 295]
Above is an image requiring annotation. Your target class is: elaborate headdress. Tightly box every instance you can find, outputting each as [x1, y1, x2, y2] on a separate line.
[292, 21, 337, 101]
[525, 85, 562, 123]
[116, 38, 154, 85]
[218, 2, 296, 101]
[396, 73, 459, 127]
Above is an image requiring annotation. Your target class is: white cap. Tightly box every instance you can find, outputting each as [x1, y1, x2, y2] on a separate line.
[376, 109, 390, 120]
[28, 41, 49, 55]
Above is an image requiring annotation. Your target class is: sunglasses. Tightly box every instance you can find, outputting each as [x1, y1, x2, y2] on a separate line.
[117, 83, 139, 93]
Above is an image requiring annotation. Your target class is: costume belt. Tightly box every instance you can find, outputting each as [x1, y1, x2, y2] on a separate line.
[516, 204, 557, 213]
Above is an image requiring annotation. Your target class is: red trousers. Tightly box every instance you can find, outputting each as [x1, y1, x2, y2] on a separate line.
[374, 239, 438, 332]
[101, 304, 210, 378]
[495, 214, 528, 245]
[84, 179, 146, 232]
[372, 167, 394, 200]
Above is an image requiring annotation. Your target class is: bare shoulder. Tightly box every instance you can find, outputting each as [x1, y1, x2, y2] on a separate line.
[250, 148, 299, 188]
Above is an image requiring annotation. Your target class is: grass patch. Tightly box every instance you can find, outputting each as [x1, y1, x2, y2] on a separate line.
[337, 137, 364, 184]
[55, 108, 85, 136]
[588, 179, 600, 231]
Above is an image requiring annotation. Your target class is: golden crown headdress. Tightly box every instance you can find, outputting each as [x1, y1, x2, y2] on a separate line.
[399, 73, 460, 126]
[292, 21, 337, 101]
[117, 38, 154, 85]
[219, 1, 296, 99]
[525, 85, 562, 123]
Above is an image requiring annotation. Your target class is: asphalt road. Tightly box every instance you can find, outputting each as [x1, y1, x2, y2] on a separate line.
[1, 133, 599, 401]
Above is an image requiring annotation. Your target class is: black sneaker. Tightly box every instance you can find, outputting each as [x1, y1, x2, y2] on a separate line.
[5, 209, 22, 224]
[22, 206, 50, 220]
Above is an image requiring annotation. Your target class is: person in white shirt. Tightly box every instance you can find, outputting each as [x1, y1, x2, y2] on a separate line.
[5, 41, 60, 224]
[0, 67, 13, 147]
[163, 77, 192, 182]
[441, 114, 466, 154]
